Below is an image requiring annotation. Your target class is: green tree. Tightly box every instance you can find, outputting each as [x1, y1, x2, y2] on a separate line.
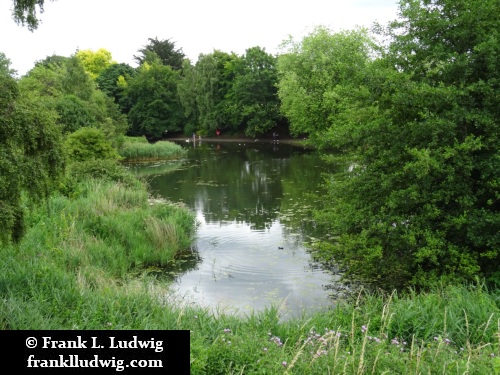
[134, 37, 186, 70]
[62, 55, 95, 101]
[277, 26, 377, 146]
[177, 59, 199, 135]
[229, 46, 281, 137]
[54, 94, 96, 133]
[34, 54, 69, 70]
[10, 0, 49, 31]
[125, 58, 183, 138]
[186, 51, 239, 135]
[0, 57, 64, 243]
[76, 48, 115, 80]
[18, 62, 65, 98]
[19, 54, 128, 144]
[87, 90, 129, 144]
[315, 0, 500, 290]
[0, 52, 17, 76]
[96, 62, 136, 112]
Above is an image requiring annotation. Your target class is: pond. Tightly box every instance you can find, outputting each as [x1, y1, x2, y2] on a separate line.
[130, 140, 343, 319]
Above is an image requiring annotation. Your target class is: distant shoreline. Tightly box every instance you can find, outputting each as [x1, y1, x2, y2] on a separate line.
[163, 136, 310, 147]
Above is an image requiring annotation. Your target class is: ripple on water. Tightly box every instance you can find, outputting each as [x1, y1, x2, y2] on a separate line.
[170, 219, 336, 318]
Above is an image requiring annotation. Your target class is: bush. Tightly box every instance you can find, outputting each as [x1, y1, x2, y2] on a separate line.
[65, 127, 121, 162]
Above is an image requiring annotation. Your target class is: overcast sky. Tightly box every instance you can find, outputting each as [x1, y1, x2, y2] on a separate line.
[1, 0, 399, 76]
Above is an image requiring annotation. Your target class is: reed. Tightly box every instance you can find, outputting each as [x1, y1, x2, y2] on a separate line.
[119, 137, 187, 162]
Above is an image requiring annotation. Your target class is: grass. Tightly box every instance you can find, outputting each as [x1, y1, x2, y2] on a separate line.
[0, 174, 498, 373]
[119, 136, 187, 162]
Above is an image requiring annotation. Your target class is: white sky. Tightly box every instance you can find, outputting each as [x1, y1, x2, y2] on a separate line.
[1, 0, 399, 76]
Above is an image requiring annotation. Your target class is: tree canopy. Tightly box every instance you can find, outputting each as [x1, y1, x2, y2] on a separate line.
[134, 37, 186, 70]
[125, 58, 183, 137]
[306, 0, 500, 290]
[10, 0, 50, 31]
[76, 48, 115, 80]
[0, 57, 65, 243]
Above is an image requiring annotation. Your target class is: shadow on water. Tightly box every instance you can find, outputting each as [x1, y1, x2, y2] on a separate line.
[130, 140, 347, 319]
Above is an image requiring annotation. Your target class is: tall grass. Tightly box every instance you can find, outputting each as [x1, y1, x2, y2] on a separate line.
[119, 137, 187, 162]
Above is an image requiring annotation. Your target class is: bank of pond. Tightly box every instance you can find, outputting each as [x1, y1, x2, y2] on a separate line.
[0, 147, 498, 374]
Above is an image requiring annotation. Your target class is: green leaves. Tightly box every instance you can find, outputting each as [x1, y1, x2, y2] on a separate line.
[0, 68, 64, 244]
[134, 38, 186, 71]
[65, 127, 120, 162]
[306, 1, 500, 290]
[125, 61, 183, 137]
[277, 27, 377, 145]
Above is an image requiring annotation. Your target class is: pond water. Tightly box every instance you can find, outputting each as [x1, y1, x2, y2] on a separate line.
[130, 140, 343, 319]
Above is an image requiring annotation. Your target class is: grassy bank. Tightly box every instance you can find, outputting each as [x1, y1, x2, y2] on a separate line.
[0, 176, 197, 328]
[0, 175, 498, 373]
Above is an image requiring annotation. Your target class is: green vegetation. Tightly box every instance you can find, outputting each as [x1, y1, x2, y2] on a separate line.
[3, 0, 500, 373]
[1, 239, 498, 373]
[0, 52, 65, 244]
[278, 0, 500, 291]
[118, 136, 187, 162]
[65, 127, 121, 162]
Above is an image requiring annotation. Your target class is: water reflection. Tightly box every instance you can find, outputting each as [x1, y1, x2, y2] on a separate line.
[140, 141, 340, 318]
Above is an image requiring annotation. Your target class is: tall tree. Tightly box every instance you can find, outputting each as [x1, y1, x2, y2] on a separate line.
[19, 55, 127, 142]
[134, 37, 186, 70]
[277, 27, 377, 146]
[76, 48, 115, 80]
[125, 57, 183, 137]
[0, 55, 64, 243]
[177, 59, 199, 135]
[314, 0, 500, 290]
[0, 52, 17, 76]
[96, 62, 136, 110]
[62, 55, 95, 101]
[229, 46, 281, 137]
[191, 50, 240, 135]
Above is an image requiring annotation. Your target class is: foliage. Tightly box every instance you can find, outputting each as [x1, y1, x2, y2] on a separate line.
[96, 62, 136, 112]
[0, 62, 64, 244]
[133, 37, 186, 70]
[64, 127, 121, 163]
[228, 46, 282, 137]
[176, 59, 199, 134]
[178, 48, 282, 137]
[277, 26, 377, 146]
[54, 94, 97, 133]
[18, 62, 65, 97]
[76, 48, 115, 80]
[62, 55, 95, 101]
[0, 52, 17, 77]
[63, 159, 140, 194]
[86, 90, 129, 145]
[34, 54, 69, 70]
[311, 0, 500, 289]
[10, 0, 48, 31]
[182, 51, 238, 135]
[124, 58, 183, 138]
[19, 55, 128, 145]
